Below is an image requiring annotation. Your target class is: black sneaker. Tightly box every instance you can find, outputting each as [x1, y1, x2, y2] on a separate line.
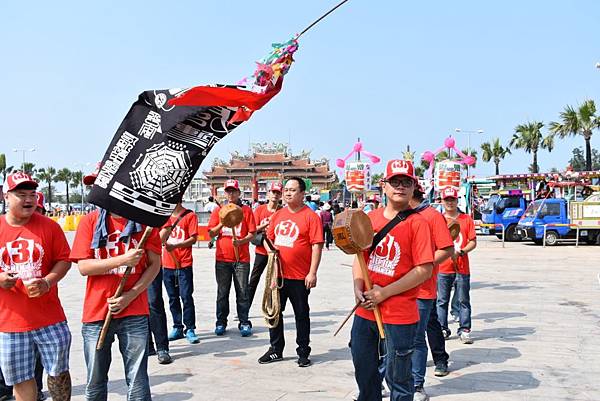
[434, 362, 449, 377]
[297, 356, 311, 367]
[157, 350, 173, 365]
[258, 348, 283, 364]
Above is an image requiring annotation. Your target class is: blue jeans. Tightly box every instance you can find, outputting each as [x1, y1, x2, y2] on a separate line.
[82, 315, 151, 401]
[163, 267, 196, 331]
[148, 268, 169, 351]
[215, 261, 251, 327]
[426, 300, 449, 365]
[450, 280, 459, 317]
[412, 299, 434, 387]
[351, 315, 416, 401]
[437, 273, 471, 334]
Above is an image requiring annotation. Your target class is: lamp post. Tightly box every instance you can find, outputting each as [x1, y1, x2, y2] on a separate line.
[12, 148, 36, 172]
[454, 128, 484, 176]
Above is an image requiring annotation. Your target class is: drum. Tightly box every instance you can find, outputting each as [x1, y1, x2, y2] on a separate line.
[332, 209, 374, 255]
[219, 203, 243, 228]
[448, 220, 461, 240]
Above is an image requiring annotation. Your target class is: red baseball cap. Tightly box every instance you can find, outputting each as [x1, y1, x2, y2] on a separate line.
[269, 182, 283, 192]
[3, 172, 38, 193]
[441, 186, 459, 199]
[83, 162, 101, 186]
[36, 191, 46, 211]
[224, 179, 240, 190]
[384, 159, 416, 181]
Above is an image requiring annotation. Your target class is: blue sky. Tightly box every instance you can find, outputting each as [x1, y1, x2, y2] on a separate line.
[1, 0, 599, 181]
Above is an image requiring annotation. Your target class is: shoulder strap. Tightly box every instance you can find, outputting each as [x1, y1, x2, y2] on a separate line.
[369, 208, 417, 254]
[170, 209, 193, 230]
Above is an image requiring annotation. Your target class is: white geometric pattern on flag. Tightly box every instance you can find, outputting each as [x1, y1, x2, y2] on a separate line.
[130, 141, 192, 200]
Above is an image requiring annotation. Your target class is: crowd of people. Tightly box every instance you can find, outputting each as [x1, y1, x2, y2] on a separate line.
[0, 157, 477, 401]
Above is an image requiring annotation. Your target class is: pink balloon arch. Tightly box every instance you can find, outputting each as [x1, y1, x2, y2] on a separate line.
[421, 136, 476, 177]
[336, 141, 381, 169]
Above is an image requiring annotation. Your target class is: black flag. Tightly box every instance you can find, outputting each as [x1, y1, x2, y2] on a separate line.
[88, 88, 243, 227]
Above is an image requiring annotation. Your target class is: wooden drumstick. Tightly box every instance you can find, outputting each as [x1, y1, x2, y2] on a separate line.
[357, 253, 386, 339]
[334, 301, 360, 336]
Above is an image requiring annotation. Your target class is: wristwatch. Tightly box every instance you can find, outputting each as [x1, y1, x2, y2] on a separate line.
[458, 250, 466, 257]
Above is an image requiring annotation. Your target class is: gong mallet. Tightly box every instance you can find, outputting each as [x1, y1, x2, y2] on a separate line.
[332, 209, 385, 339]
[96, 226, 153, 350]
[333, 301, 360, 337]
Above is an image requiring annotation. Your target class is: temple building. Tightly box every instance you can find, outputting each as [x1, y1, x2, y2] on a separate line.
[203, 143, 336, 201]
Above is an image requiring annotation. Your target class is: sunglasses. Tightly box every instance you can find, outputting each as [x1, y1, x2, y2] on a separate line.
[384, 177, 414, 188]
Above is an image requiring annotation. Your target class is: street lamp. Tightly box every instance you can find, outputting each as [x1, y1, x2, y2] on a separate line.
[12, 148, 36, 172]
[454, 128, 484, 176]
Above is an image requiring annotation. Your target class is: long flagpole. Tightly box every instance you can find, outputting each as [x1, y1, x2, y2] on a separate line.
[297, 0, 350, 38]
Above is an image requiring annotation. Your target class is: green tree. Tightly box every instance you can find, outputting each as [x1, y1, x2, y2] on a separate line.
[36, 167, 57, 209]
[21, 162, 36, 175]
[0, 154, 14, 213]
[371, 173, 383, 186]
[549, 99, 600, 171]
[510, 121, 554, 173]
[481, 138, 511, 175]
[568, 146, 600, 171]
[55, 168, 72, 212]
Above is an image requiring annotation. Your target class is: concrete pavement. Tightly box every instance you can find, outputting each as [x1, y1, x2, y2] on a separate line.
[54, 234, 600, 400]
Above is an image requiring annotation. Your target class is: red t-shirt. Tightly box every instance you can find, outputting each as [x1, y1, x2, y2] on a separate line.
[417, 206, 454, 299]
[0, 213, 71, 332]
[438, 213, 476, 275]
[70, 211, 162, 323]
[267, 206, 324, 280]
[161, 210, 198, 269]
[253, 204, 278, 256]
[356, 208, 434, 325]
[207, 205, 257, 263]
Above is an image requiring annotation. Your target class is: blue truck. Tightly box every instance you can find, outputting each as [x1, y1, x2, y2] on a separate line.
[480, 189, 528, 241]
[517, 197, 600, 245]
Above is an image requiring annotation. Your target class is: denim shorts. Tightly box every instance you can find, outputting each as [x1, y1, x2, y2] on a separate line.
[0, 321, 71, 386]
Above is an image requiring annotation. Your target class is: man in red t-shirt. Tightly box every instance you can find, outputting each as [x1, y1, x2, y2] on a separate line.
[437, 186, 477, 345]
[0, 173, 72, 401]
[159, 204, 199, 345]
[248, 182, 282, 307]
[207, 179, 257, 337]
[258, 177, 323, 367]
[409, 186, 454, 399]
[351, 160, 434, 401]
[70, 175, 162, 400]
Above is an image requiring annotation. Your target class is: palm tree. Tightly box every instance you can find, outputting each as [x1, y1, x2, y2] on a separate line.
[70, 170, 84, 208]
[549, 99, 600, 171]
[22, 162, 36, 175]
[55, 168, 72, 212]
[510, 121, 554, 173]
[0, 154, 14, 213]
[36, 167, 57, 210]
[481, 138, 511, 175]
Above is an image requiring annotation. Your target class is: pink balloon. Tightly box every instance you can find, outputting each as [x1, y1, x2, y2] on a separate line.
[336, 159, 345, 168]
[444, 136, 455, 149]
[422, 151, 434, 163]
[369, 155, 381, 164]
[463, 156, 476, 166]
[353, 142, 363, 152]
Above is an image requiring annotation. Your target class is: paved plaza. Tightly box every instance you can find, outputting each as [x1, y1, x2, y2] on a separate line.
[57, 234, 599, 401]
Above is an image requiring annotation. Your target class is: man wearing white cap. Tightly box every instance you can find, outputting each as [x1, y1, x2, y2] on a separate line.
[437, 186, 477, 345]
[207, 179, 256, 337]
[0, 172, 73, 401]
[248, 182, 282, 307]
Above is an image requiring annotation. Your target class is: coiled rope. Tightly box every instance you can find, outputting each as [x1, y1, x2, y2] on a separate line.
[261, 251, 283, 328]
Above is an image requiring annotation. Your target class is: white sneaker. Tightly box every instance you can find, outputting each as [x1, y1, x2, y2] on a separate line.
[460, 331, 474, 344]
[414, 386, 430, 401]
